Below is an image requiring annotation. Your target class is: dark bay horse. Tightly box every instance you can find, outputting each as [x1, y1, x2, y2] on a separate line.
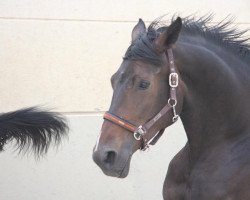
[0, 107, 68, 156]
[93, 16, 250, 199]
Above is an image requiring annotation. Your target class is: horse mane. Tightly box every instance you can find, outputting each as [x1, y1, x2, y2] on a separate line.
[180, 15, 250, 60]
[124, 15, 250, 65]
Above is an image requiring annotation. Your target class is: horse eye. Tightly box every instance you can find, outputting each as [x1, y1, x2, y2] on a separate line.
[138, 80, 150, 90]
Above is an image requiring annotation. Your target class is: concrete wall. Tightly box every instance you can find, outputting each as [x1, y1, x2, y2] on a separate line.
[0, 1, 249, 200]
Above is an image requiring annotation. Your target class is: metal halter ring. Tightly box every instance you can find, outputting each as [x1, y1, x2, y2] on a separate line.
[168, 98, 177, 107]
[133, 125, 146, 140]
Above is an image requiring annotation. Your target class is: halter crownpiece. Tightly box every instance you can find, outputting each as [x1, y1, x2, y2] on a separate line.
[103, 48, 179, 150]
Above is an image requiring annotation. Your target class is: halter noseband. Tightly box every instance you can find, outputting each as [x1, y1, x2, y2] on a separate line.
[103, 49, 179, 150]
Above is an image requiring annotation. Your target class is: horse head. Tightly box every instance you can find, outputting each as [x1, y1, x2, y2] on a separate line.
[93, 17, 185, 178]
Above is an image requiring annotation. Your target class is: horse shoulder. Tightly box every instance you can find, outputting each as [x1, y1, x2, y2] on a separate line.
[163, 143, 191, 199]
[189, 134, 250, 199]
[163, 133, 250, 200]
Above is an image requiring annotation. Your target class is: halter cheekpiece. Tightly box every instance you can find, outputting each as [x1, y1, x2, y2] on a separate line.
[103, 49, 179, 150]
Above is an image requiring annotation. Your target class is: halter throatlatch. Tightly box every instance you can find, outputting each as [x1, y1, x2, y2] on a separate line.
[103, 48, 179, 150]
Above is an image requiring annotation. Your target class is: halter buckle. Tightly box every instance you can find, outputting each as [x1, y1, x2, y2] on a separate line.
[169, 73, 178, 88]
[134, 125, 146, 140]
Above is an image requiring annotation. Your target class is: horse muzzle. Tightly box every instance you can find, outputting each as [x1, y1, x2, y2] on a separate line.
[92, 146, 132, 178]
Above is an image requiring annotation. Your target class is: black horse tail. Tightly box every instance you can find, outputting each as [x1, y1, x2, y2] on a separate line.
[0, 107, 68, 155]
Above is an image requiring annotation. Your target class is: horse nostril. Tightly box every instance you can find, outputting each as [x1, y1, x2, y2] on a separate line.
[104, 151, 117, 166]
[93, 149, 118, 171]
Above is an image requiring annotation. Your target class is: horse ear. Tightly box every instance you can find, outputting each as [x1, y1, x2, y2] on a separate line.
[131, 18, 146, 42]
[154, 17, 182, 53]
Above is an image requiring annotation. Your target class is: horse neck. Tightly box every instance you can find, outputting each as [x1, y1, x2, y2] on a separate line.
[173, 40, 250, 159]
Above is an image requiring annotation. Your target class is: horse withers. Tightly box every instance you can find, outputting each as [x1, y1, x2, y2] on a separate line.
[93, 16, 250, 199]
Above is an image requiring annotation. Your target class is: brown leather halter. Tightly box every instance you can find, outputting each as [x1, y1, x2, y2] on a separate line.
[103, 49, 179, 150]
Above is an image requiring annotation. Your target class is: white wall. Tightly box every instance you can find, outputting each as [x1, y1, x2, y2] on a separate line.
[0, 1, 249, 200]
[0, 0, 249, 112]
